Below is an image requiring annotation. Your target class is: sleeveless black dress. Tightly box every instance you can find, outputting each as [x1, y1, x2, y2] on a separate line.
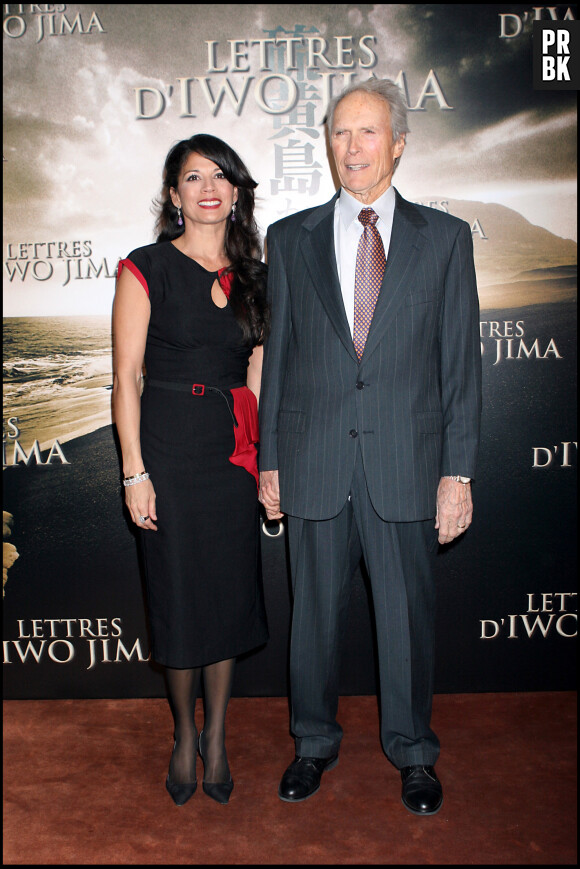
[119, 241, 268, 668]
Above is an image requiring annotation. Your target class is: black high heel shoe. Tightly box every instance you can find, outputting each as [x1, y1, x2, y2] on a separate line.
[166, 736, 198, 806]
[198, 730, 234, 805]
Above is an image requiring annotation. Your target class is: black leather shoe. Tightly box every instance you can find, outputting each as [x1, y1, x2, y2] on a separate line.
[278, 754, 339, 802]
[166, 739, 197, 806]
[166, 775, 197, 806]
[401, 765, 443, 815]
[198, 730, 234, 805]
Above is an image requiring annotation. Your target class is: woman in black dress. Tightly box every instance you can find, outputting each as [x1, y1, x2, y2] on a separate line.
[112, 135, 269, 806]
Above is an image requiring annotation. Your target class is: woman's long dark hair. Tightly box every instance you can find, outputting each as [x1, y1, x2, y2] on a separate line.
[154, 134, 269, 346]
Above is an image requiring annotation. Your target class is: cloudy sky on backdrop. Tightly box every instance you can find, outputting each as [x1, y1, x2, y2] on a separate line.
[3, 4, 576, 313]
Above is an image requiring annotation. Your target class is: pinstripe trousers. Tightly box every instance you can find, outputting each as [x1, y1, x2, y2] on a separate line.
[286, 443, 441, 769]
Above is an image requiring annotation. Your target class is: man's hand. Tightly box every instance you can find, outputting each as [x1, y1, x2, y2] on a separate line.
[435, 477, 473, 544]
[259, 469, 284, 520]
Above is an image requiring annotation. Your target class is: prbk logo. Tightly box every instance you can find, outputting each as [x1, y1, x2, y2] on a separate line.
[533, 21, 579, 89]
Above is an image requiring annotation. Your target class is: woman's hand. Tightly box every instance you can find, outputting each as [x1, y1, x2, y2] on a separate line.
[125, 478, 158, 530]
[259, 469, 284, 520]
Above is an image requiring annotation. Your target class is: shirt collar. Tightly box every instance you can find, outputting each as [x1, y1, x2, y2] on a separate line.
[338, 185, 396, 230]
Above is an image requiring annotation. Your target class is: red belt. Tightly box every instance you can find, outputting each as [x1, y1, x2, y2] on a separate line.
[146, 378, 259, 490]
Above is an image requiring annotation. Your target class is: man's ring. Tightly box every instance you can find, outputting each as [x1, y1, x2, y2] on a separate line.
[139, 515, 149, 523]
[457, 523, 466, 529]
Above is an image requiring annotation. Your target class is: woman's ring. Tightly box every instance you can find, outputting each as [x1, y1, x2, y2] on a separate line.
[457, 523, 466, 529]
[139, 515, 149, 523]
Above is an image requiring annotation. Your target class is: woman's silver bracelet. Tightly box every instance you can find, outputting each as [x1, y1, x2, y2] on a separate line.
[123, 471, 150, 487]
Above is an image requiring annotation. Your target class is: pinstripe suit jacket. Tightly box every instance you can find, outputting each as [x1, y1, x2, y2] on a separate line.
[259, 189, 482, 522]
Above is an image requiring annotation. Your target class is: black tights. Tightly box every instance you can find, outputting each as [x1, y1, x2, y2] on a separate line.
[165, 658, 235, 785]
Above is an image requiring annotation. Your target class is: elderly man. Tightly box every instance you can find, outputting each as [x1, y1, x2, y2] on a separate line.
[259, 79, 481, 815]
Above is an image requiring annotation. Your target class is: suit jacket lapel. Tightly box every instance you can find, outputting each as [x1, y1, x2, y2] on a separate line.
[298, 190, 428, 364]
[301, 193, 358, 361]
[361, 191, 428, 363]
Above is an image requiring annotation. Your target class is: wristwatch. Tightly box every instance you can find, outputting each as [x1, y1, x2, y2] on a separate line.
[446, 475, 471, 484]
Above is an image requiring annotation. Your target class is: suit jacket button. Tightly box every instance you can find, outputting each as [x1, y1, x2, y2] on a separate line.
[349, 429, 358, 438]
[356, 381, 365, 390]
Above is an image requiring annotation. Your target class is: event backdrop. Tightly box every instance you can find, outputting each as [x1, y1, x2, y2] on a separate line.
[3, 4, 577, 699]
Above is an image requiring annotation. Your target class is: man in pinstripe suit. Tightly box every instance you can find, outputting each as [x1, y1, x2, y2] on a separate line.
[259, 79, 481, 815]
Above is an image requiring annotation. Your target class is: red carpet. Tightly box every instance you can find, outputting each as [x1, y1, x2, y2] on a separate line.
[3, 692, 576, 865]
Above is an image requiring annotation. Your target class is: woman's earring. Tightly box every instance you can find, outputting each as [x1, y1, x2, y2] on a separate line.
[177, 207, 183, 226]
[230, 202, 236, 222]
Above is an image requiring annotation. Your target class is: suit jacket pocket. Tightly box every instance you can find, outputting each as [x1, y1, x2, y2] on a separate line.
[278, 409, 306, 434]
[415, 411, 443, 434]
[405, 289, 439, 306]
